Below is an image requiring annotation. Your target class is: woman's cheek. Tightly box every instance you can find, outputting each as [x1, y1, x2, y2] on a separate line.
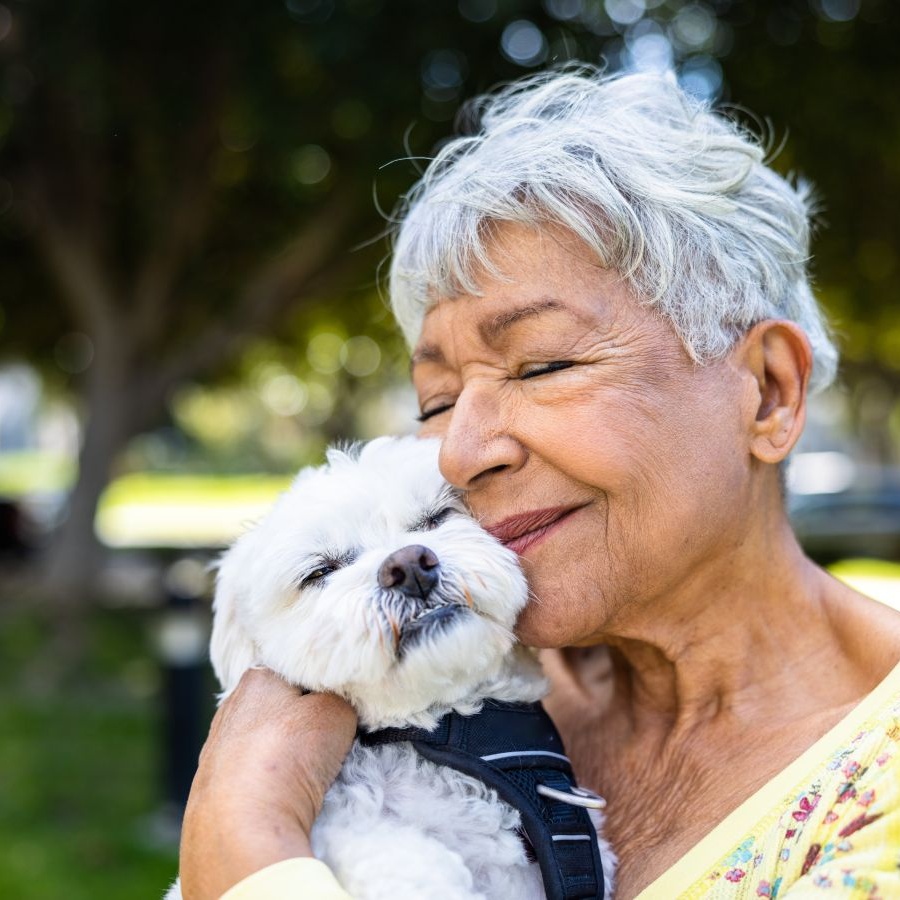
[417, 417, 448, 439]
[514, 595, 584, 648]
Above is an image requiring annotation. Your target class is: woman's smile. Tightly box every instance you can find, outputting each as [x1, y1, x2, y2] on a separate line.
[485, 504, 586, 556]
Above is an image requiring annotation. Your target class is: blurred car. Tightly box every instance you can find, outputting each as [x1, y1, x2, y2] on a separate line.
[790, 488, 900, 565]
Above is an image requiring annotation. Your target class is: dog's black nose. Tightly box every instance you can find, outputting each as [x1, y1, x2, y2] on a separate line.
[378, 545, 440, 597]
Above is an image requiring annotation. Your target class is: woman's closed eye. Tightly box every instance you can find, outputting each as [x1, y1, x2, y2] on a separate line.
[417, 361, 574, 419]
[416, 402, 454, 423]
[519, 360, 574, 379]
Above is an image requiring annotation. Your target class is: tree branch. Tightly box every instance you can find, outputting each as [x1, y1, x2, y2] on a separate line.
[129, 171, 217, 348]
[130, 48, 229, 349]
[22, 172, 120, 346]
[140, 184, 359, 409]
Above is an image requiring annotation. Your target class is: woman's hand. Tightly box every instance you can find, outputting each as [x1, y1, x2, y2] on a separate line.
[178, 667, 357, 900]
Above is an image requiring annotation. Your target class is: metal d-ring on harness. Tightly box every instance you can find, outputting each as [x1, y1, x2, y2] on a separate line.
[536, 783, 607, 809]
[360, 700, 608, 900]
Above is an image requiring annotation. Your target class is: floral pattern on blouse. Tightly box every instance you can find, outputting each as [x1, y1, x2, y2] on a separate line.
[639, 676, 900, 899]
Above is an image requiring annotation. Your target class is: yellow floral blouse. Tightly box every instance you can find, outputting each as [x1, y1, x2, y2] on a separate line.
[224, 660, 900, 900]
[638, 659, 900, 899]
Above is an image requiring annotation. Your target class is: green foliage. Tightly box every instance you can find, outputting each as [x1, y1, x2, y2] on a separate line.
[2, 0, 898, 388]
[719, 0, 900, 378]
[0, 0, 561, 376]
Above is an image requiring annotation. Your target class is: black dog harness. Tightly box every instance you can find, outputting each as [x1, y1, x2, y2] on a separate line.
[360, 700, 606, 900]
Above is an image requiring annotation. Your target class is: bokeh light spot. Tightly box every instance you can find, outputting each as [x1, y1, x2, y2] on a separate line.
[818, 0, 860, 22]
[604, 0, 645, 27]
[626, 20, 673, 71]
[671, 3, 716, 51]
[501, 20, 548, 67]
[261, 373, 308, 417]
[544, 0, 583, 21]
[219, 111, 258, 153]
[304, 381, 335, 425]
[292, 145, 332, 185]
[54, 332, 94, 374]
[459, 0, 496, 23]
[678, 55, 723, 100]
[341, 336, 381, 377]
[422, 49, 468, 102]
[306, 331, 344, 374]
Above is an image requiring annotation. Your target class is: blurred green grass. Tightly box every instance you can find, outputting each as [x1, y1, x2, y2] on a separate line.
[0, 605, 189, 899]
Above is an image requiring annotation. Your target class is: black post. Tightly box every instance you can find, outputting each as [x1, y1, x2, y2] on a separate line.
[155, 558, 211, 813]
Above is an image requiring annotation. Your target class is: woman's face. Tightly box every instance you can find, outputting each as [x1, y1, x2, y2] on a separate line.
[411, 224, 754, 648]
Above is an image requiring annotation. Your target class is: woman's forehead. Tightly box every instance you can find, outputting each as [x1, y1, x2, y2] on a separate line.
[412, 223, 604, 332]
[412, 256, 638, 363]
[414, 295, 596, 359]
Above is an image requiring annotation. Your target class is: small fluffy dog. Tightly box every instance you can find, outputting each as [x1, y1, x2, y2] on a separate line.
[169, 437, 614, 899]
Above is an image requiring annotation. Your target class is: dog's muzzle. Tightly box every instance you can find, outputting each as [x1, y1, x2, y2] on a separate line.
[374, 545, 472, 658]
[378, 544, 440, 599]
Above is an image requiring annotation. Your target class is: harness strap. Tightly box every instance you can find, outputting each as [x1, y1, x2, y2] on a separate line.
[360, 701, 605, 900]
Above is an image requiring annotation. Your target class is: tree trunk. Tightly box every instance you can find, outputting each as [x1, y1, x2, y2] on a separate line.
[43, 339, 136, 608]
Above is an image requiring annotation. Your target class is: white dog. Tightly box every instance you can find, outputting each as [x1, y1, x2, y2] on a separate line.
[169, 437, 614, 899]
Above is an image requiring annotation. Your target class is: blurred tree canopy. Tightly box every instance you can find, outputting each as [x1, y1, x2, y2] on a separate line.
[1, 0, 898, 600]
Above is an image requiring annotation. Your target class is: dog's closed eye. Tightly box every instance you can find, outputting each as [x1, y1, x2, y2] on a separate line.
[299, 564, 336, 589]
[298, 551, 357, 590]
[414, 507, 458, 531]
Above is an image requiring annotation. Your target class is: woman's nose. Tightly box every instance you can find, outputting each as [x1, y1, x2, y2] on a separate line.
[437, 383, 526, 490]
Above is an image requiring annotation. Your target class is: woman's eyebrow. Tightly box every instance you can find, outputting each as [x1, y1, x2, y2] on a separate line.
[410, 298, 585, 372]
[409, 344, 445, 372]
[481, 298, 570, 342]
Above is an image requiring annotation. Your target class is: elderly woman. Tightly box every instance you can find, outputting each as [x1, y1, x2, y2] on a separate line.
[178, 71, 900, 899]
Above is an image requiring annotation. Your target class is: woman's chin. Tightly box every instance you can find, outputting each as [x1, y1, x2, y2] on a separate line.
[513, 602, 582, 649]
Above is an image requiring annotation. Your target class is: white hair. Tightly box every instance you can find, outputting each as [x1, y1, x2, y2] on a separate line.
[389, 69, 838, 393]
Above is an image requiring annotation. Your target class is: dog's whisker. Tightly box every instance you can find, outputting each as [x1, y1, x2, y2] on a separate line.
[368, 606, 386, 652]
[386, 612, 401, 649]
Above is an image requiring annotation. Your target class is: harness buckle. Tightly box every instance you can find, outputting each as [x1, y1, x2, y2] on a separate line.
[536, 783, 607, 809]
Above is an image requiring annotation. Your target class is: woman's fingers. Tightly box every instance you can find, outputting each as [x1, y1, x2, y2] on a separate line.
[178, 668, 357, 900]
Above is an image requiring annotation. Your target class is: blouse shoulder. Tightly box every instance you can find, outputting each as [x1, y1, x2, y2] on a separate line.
[220, 858, 354, 900]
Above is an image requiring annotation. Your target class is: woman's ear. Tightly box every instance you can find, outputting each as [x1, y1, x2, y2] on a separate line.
[209, 537, 259, 700]
[736, 320, 814, 464]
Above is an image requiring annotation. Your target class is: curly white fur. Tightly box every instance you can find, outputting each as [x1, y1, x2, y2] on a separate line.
[167, 437, 615, 899]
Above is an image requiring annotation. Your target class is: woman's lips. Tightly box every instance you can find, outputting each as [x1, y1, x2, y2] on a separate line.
[485, 506, 583, 555]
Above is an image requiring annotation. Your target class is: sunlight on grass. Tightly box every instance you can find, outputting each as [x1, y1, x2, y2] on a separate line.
[829, 558, 900, 611]
[96, 473, 293, 548]
[0, 451, 74, 496]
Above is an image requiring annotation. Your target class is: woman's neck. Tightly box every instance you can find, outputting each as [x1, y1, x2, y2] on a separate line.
[542, 514, 900, 900]
[558, 517, 892, 739]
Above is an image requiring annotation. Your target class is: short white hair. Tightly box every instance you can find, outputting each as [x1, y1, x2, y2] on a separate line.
[389, 69, 837, 393]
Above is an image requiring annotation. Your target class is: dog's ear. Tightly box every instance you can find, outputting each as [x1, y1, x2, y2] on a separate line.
[209, 535, 258, 699]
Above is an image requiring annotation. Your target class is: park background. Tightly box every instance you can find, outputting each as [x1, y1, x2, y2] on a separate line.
[1, 0, 899, 897]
